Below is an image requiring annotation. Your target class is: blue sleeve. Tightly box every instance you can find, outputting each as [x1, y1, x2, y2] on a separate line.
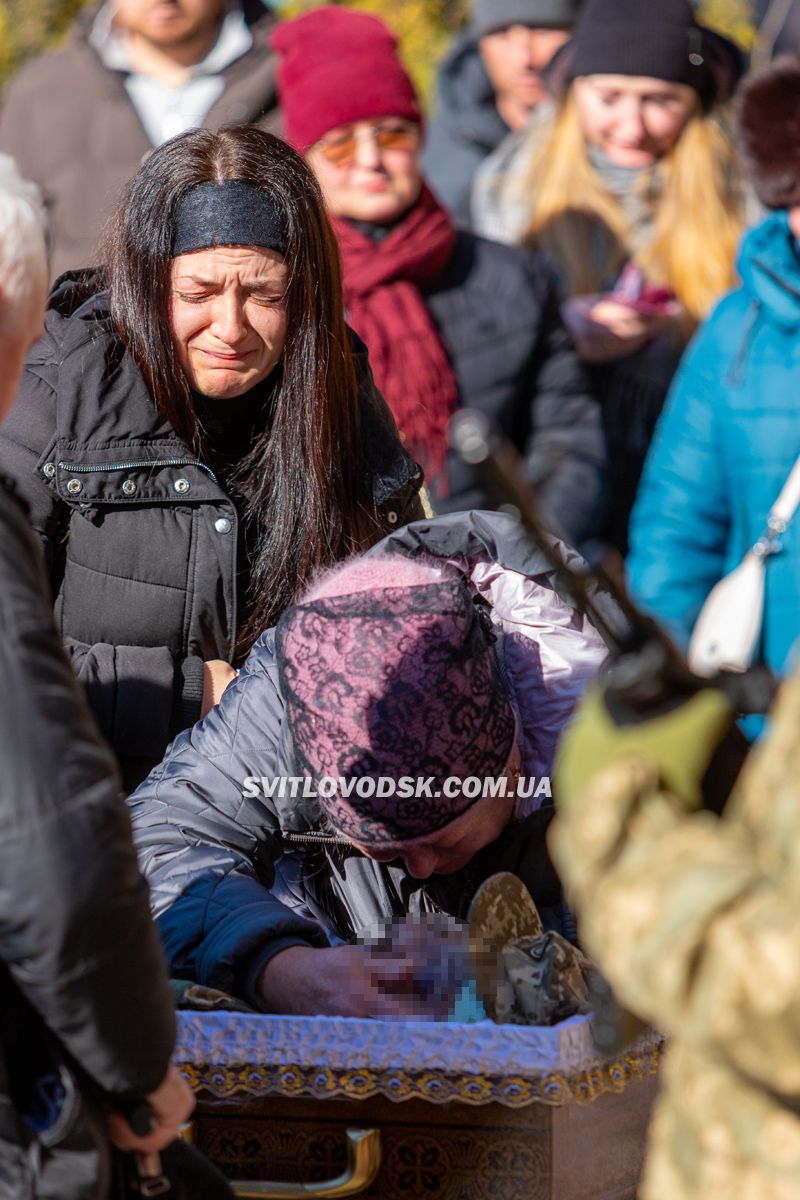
[128, 646, 328, 1003]
[627, 317, 731, 648]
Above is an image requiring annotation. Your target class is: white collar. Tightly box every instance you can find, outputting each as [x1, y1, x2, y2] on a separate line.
[90, 3, 253, 78]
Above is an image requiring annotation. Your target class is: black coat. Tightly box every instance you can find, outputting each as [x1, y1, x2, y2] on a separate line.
[0, 480, 174, 1199]
[424, 232, 607, 550]
[0, 274, 422, 790]
[128, 511, 616, 1008]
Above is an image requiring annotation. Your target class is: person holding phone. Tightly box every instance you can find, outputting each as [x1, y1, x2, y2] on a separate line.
[473, 0, 750, 551]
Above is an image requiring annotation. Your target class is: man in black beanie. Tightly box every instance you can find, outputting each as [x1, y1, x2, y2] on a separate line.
[424, 0, 579, 222]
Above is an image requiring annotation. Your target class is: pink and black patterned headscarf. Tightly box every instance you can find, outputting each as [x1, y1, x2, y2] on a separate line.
[276, 556, 516, 846]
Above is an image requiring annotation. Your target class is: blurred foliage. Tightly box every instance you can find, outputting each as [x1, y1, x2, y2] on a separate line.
[280, 0, 760, 104]
[0, 0, 470, 100]
[0, 0, 762, 100]
[695, 0, 758, 48]
[279, 0, 468, 102]
[0, 0, 90, 86]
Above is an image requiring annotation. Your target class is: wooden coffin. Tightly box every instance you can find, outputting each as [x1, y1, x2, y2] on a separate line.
[176, 1011, 663, 1200]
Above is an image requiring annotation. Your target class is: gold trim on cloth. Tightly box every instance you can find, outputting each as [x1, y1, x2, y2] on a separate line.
[177, 1039, 663, 1109]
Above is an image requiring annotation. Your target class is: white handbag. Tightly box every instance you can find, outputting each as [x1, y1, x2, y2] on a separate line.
[688, 454, 800, 676]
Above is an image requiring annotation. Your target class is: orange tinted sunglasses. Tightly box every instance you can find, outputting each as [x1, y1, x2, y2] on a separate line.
[315, 122, 421, 167]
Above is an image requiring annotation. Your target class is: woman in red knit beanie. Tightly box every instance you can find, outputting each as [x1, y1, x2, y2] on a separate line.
[272, 6, 607, 551]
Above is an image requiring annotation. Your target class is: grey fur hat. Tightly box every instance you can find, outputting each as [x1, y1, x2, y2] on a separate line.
[472, 0, 580, 39]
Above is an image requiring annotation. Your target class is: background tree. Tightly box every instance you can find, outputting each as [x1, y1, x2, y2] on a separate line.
[0, 0, 760, 98]
[282, 0, 756, 100]
[696, 0, 757, 47]
[281, 0, 468, 99]
[0, 0, 87, 86]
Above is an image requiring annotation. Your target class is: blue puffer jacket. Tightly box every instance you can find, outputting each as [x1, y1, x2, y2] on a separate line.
[628, 210, 800, 677]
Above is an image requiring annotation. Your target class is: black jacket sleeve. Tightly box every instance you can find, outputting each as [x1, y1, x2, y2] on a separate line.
[0, 486, 174, 1098]
[522, 265, 609, 549]
[0, 362, 197, 766]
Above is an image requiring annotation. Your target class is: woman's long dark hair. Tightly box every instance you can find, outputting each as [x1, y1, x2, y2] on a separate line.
[104, 126, 385, 656]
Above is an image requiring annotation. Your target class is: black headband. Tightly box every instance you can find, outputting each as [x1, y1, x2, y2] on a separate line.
[172, 181, 287, 257]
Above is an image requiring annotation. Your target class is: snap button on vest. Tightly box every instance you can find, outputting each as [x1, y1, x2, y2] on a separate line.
[66, 479, 82, 495]
[122, 480, 137, 496]
[214, 517, 232, 534]
[173, 478, 191, 495]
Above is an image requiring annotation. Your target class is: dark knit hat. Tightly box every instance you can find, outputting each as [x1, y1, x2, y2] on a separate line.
[544, 0, 744, 107]
[738, 55, 800, 210]
[272, 7, 422, 153]
[471, 0, 580, 39]
[276, 555, 517, 846]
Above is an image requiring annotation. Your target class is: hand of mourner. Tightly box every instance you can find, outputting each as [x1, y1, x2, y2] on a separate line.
[561, 294, 662, 363]
[201, 659, 238, 717]
[257, 941, 454, 1020]
[106, 1063, 195, 1153]
[556, 684, 733, 815]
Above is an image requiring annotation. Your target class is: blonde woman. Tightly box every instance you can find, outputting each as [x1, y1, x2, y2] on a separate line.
[473, 0, 748, 549]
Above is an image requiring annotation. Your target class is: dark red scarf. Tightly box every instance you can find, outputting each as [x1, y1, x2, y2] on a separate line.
[332, 186, 459, 491]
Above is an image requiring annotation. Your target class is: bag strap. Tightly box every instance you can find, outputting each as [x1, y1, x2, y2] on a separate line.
[753, 453, 800, 558]
[771, 454, 800, 525]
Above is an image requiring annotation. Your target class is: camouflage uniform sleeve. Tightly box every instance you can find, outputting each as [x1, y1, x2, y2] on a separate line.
[550, 671, 800, 1099]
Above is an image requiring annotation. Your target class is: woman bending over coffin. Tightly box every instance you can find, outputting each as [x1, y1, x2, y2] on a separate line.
[128, 511, 611, 1018]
